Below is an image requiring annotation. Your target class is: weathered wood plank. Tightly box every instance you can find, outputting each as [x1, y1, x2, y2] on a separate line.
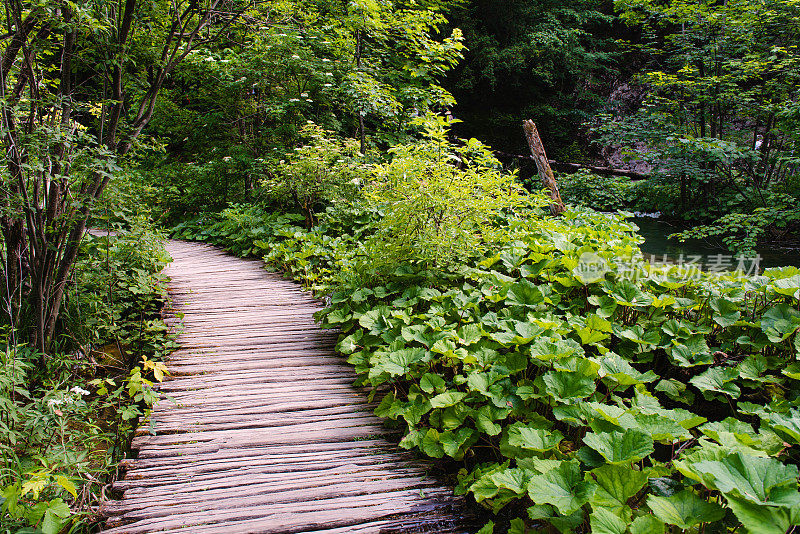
[98, 240, 476, 533]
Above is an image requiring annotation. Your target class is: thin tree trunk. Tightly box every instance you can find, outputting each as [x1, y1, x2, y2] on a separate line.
[523, 120, 565, 216]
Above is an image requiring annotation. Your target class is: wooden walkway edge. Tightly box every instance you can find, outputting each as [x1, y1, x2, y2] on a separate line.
[99, 240, 476, 534]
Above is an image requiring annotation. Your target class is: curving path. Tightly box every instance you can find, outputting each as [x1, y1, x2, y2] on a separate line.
[99, 240, 475, 534]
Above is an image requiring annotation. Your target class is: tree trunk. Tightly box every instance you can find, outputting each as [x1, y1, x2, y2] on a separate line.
[522, 120, 565, 216]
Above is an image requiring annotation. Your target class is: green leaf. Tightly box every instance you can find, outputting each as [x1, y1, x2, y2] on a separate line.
[609, 280, 652, 307]
[506, 422, 564, 452]
[421, 428, 444, 458]
[527, 460, 596, 515]
[633, 413, 692, 441]
[40, 499, 71, 534]
[573, 252, 610, 284]
[542, 370, 596, 403]
[676, 452, 800, 513]
[725, 494, 795, 534]
[630, 515, 665, 534]
[771, 275, 800, 299]
[689, 367, 740, 397]
[508, 518, 527, 534]
[429, 390, 467, 408]
[337, 330, 362, 353]
[506, 279, 544, 307]
[55, 476, 77, 499]
[617, 325, 660, 347]
[654, 379, 693, 405]
[457, 323, 484, 345]
[582, 429, 654, 464]
[440, 428, 478, 459]
[589, 464, 648, 513]
[763, 410, 800, 445]
[647, 490, 725, 529]
[530, 338, 584, 361]
[420, 373, 446, 394]
[601, 353, 658, 386]
[474, 405, 504, 436]
[761, 304, 800, 342]
[590, 507, 628, 534]
[710, 296, 741, 327]
[375, 348, 427, 376]
[476, 521, 494, 534]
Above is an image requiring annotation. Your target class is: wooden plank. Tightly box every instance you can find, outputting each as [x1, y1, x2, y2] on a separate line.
[98, 240, 475, 533]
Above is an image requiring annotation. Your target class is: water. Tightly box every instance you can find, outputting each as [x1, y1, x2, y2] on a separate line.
[632, 217, 800, 271]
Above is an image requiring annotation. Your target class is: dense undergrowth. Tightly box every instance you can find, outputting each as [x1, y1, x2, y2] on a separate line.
[0, 221, 175, 533]
[174, 193, 800, 533]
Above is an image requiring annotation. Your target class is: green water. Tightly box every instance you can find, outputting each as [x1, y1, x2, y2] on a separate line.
[633, 217, 800, 271]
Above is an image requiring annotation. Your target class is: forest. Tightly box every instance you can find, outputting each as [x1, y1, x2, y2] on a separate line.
[1, 0, 800, 532]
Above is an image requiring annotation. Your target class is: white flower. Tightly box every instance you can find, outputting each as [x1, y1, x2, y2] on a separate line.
[289, 98, 300, 102]
[322, 58, 331, 62]
[223, 156, 232, 162]
[48, 398, 65, 407]
[70, 386, 90, 396]
[292, 54, 301, 59]
[305, 99, 313, 102]
[325, 73, 333, 77]
[323, 83, 333, 87]
[300, 92, 308, 97]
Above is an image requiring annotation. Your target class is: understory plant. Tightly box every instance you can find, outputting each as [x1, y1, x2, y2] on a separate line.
[1, 224, 175, 533]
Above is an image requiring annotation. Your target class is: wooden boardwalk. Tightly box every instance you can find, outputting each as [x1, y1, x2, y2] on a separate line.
[99, 241, 475, 533]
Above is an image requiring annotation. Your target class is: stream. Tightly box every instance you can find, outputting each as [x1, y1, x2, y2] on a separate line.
[632, 216, 800, 271]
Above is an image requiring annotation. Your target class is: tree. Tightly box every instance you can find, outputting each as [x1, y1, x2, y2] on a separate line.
[0, 0, 246, 351]
[140, 0, 466, 221]
[599, 0, 800, 217]
[443, 0, 617, 155]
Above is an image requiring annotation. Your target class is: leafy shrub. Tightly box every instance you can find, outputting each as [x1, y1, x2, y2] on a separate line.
[558, 170, 640, 212]
[363, 115, 525, 269]
[1, 224, 175, 533]
[671, 192, 800, 254]
[264, 123, 368, 228]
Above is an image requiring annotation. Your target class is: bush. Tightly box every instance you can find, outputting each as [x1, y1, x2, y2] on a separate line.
[363, 115, 526, 270]
[558, 170, 639, 212]
[1, 223, 175, 533]
[264, 123, 368, 228]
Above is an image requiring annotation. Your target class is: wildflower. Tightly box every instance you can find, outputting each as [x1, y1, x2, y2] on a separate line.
[322, 58, 331, 62]
[300, 92, 308, 97]
[222, 156, 231, 162]
[323, 83, 333, 87]
[48, 398, 65, 407]
[292, 54, 301, 59]
[70, 386, 90, 396]
[289, 98, 300, 102]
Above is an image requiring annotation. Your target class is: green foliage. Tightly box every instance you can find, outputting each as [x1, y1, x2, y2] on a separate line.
[142, 0, 466, 223]
[671, 192, 800, 254]
[559, 170, 641, 212]
[444, 0, 617, 153]
[362, 115, 526, 269]
[179, 196, 800, 532]
[1, 225, 175, 532]
[265, 123, 367, 227]
[596, 0, 800, 249]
